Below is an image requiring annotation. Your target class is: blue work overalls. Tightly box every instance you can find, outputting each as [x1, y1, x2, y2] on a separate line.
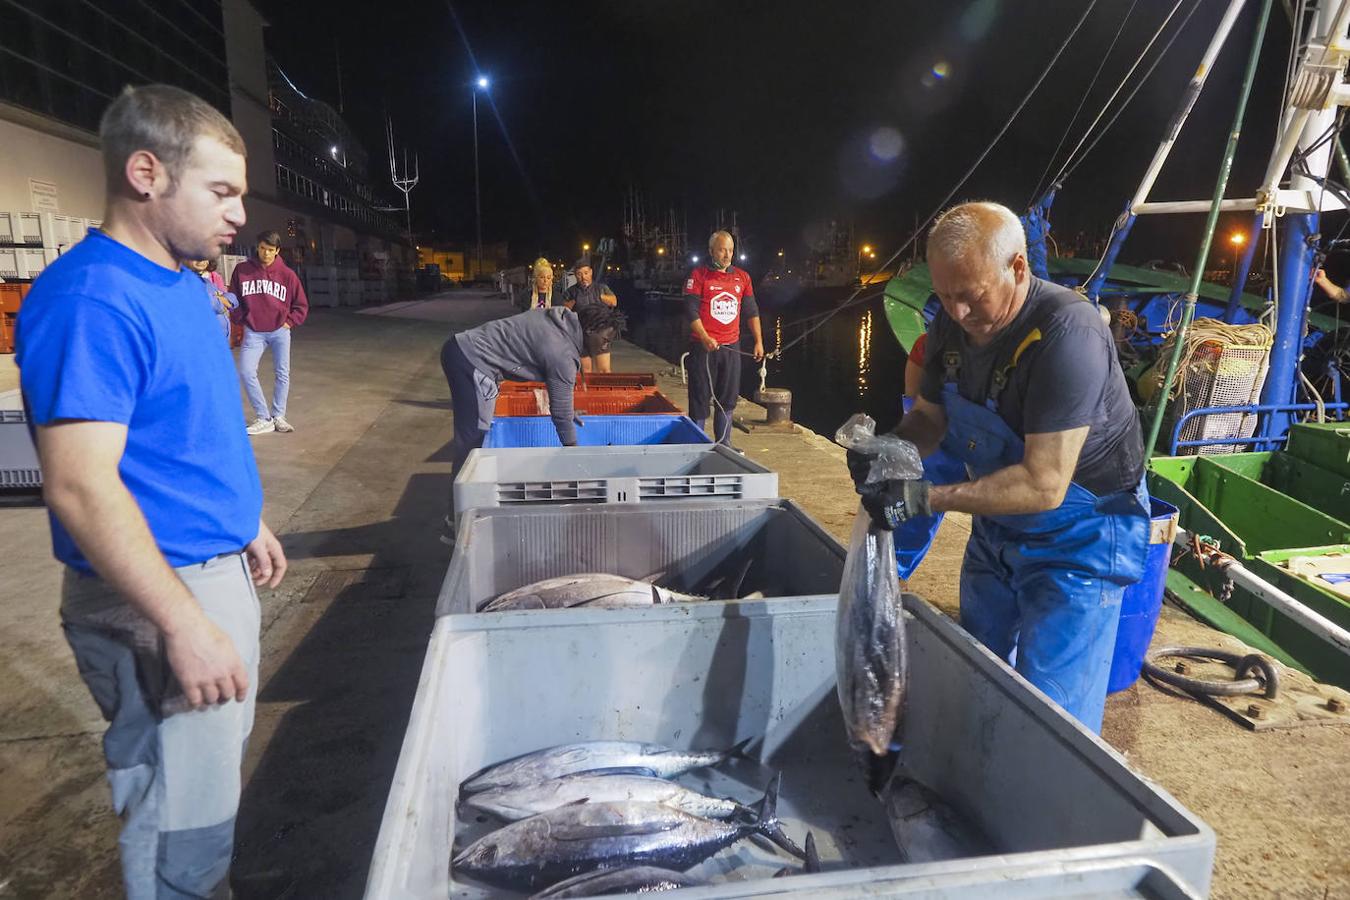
[923, 349, 1148, 733]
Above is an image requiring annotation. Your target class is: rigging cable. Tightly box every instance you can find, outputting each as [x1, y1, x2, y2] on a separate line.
[1027, 0, 1139, 208]
[1048, 0, 1194, 189]
[1066, 0, 1205, 292]
[1056, 0, 1205, 187]
[767, 0, 1104, 361]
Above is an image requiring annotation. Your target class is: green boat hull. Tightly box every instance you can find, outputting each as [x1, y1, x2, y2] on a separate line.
[1147, 454, 1350, 689]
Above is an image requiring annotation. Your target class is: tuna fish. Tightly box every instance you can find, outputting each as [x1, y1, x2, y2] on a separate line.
[478, 574, 703, 612]
[463, 772, 750, 821]
[460, 739, 755, 795]
[836, 509, 907, 757]
[773, 831, 821, 877]
[453, 775, 801, 890]
[884, 775, 992, 863]
[531, 866, 702, 897]
[479, 559, 762, 613]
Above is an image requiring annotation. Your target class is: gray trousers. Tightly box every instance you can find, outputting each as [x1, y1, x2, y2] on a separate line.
[62, 553, 260, 900]
[441, 336, 497, 520]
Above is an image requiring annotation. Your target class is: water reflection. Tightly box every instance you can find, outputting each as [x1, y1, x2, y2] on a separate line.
[623, 289, 907, 435]
[858, 309, 872, 397]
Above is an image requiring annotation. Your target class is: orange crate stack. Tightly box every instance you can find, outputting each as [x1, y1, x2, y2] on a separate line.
[494, 386, 681, 417]
[500, 372, 657, 394]
[0, 284, 27, 355]
[494, 392, 546, 416]
[573, 389, 680, 415]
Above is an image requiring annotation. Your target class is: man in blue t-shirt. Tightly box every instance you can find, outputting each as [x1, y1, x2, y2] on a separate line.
[16, 84, 286, 898]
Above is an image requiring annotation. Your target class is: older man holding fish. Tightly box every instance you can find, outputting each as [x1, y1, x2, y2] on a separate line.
[847, 201, 1149, 733]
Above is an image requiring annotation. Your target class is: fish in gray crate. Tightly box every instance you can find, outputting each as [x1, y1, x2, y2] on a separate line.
[530, 865, 703, 897]
[885, 774, 993, 863]
[479, 573, 703, 611]
[460, 738, 755, 794]
[479, 558, 760, 612]
[464, 772, 752, 821]
[454, 774, 803, 890]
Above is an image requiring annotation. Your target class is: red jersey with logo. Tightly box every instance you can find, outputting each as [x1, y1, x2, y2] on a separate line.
[685, 265, 754, 344]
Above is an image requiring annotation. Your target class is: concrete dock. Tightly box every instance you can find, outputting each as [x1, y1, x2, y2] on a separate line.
[1, 292, 1347, 898]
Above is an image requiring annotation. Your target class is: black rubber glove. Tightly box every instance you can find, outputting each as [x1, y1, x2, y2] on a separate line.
[860, 479, 933, 530]
[846, 448, 876, 493]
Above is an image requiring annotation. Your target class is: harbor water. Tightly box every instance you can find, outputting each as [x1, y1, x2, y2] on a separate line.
[622, 286, 910, 436]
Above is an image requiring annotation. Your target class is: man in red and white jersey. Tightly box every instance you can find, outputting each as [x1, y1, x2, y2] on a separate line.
[683, 231, 764, 446]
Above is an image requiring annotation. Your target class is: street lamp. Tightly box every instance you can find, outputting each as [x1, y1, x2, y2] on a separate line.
[472, 75, 490, 280]
[582, 242, 590, 252]
[857, 244, 874, 282]
[656, 246, 665, 255]
[1229, 231, 1247, 284]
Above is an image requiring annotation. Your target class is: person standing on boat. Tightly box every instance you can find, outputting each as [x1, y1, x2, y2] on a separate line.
[15, 83, 286, 898]
[1312, 268, 1350, 304]
[439, 306, 585, 543]
[847, 201, 1148, 733]
[684, 231, 765, 446]
[564, 256, 620, 373]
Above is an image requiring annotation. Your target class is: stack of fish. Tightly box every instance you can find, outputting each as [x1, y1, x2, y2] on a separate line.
[479, 561, 759, 613]
[452, 739, 813, 894]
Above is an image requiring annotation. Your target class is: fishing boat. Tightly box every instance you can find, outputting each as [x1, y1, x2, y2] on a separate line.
[880, 0, 1350, 689]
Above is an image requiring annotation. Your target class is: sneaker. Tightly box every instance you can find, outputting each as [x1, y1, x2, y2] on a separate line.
[439, 514, 457, 547]
[246, 418, 275, 435]
[273, 415, 294, 433]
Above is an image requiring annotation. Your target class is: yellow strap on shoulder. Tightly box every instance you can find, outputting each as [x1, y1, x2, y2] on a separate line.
[1011, 328, 1042, 367]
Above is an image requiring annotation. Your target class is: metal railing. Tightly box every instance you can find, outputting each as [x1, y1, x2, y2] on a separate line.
[1168, 401, 1350, 454]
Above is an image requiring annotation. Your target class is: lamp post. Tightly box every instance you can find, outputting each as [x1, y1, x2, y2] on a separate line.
[473, 75, 489, 280]
[1229, 231, 1247, 284]
[857, 244, 873, 282]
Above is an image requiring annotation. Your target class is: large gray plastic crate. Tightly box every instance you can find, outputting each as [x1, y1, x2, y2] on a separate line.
[438, 499, 843, 615]
[0, 410, 41, 489]
[454, 445, 778, 513]
[366, 597, 1214, 898]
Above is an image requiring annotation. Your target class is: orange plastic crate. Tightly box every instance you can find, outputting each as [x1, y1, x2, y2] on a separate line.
[0, 313, 15, 354]
[495, 386, 681, 417]
[500, 373, 657, 393]
[494, 392, 545, 416]
[0, 284, 25, 314]
[574, 389, 680, 415]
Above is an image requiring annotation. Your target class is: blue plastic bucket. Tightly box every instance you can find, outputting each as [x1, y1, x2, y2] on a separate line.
[484, 414, 711, 448]
[1107, 497, 1179, 693]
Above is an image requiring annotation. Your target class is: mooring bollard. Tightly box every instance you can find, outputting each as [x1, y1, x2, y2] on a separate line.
[757, 387, 792, 426]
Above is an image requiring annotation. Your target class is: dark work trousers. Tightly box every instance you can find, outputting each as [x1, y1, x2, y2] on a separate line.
[687, 344, 740, 446]
[441, 337, 496, 520]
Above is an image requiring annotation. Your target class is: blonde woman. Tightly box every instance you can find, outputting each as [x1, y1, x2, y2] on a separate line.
[529, 257, 556, 309]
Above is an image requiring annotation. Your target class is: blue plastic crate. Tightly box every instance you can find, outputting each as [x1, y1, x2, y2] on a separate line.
[484, 414, 710, 448]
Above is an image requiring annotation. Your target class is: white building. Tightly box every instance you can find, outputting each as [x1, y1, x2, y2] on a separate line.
[0, 0, 413, 305]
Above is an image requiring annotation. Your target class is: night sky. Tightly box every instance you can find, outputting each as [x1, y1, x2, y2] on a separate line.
[253, 0, 1307, 271]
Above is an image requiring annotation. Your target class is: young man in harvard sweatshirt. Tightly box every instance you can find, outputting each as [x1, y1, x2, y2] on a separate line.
[229, 230, 308, 434]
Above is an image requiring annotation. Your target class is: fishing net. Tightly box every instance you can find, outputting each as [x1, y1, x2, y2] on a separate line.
[1144, 319, 1273, 455]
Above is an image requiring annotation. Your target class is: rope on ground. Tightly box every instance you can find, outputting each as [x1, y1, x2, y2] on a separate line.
[767, 0, 1104, 362]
